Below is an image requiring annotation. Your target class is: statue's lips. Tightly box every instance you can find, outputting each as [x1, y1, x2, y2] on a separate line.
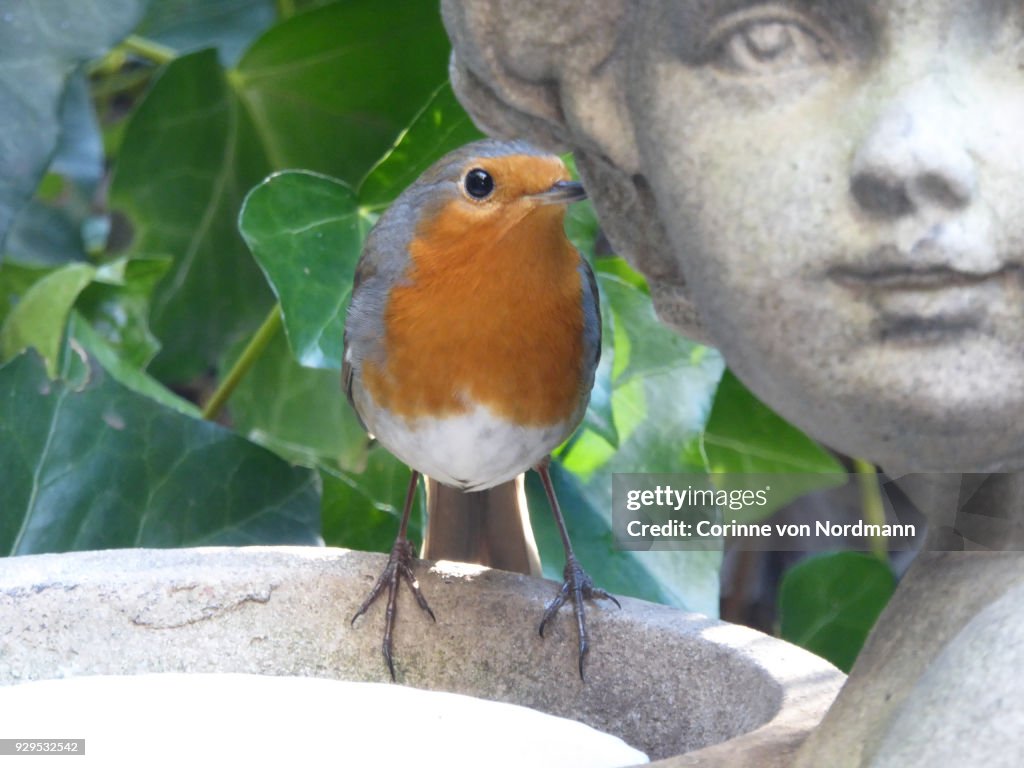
[827, 264, 1010, 290]
[827, 262, 1017, 336]
[827, 242, 1015, 291]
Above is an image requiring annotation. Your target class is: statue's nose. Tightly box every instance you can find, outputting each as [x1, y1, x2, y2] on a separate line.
[849, 77, 976, 218]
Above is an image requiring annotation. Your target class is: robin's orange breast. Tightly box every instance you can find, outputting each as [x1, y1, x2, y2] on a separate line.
[362, 200, 586, 427]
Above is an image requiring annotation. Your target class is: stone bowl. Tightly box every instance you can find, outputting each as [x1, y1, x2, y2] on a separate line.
[0, 547, 843, 766]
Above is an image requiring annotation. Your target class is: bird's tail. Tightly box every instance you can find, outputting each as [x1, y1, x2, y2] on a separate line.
[422, 475, 542, 577]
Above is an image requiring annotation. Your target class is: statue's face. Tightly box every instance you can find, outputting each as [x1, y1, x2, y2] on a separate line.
[630, 0, 1024, 471]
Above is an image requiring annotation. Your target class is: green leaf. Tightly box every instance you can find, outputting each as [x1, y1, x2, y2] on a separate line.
[0, 349, 321, 556]
[321, 450, 424, 553]
[0, 0, 145, 250]
[598, 263, 696, 384]
[779, 551, 895, 672]
[562, 191, 601, 256]
[702, 370, 846, 519]
[70, 313, 200, 417]
[4, 200, 86, 267]
[556, 254, 679, 465]
[239, 171, 366, 370]
[225, 327, 368, 470]
[109, 48, 274, 381]
[0, 262, 96, 377]
[567, 335, 723, 479]
[285, 0, 337, 14]
[704, 371, 843, 473]
[232, 0, 452, 184]
[6, 73, 105, 266]
[51, 71, 105, 191]
[136, 0, 277, 65]
[77, 256, 172, 369]
[358, 81, 485, 209]
[0, 263, 53, 327]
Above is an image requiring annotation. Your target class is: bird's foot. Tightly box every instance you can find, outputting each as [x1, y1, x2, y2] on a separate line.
[538, 555, 620, 680]
[351, 537, 435, 680]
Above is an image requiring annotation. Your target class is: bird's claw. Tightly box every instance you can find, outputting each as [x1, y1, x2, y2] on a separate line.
[351, 537, 435, 681]
[538, 555, 620, 680]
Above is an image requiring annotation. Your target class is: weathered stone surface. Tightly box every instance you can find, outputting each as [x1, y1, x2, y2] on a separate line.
[0, 547, 842, 764]
[792, 552, 1024, 768]
[866, 580, 1024, 768]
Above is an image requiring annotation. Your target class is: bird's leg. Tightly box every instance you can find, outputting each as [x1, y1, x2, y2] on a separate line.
[351, 469, 435, 680]
[535, 460, 620, 680]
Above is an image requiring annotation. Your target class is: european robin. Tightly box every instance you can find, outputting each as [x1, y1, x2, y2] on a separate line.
[344, 138, 619, 680]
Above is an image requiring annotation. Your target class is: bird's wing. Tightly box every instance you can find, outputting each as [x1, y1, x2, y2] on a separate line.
[578, 255, 602, 386]
[341, 198, 417, 426]
[341, 255, 376, 416]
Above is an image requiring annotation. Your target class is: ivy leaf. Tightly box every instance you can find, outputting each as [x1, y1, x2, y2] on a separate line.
[224, 327, 368, 470]
[232, 0, 451, 186]
[70, 313, 199, 417]
[238, 171, 366, 370]
[109, 48, 274, 382]
[0, 262, 95, 377]
[358, 81, 484, 210]
[135, 0, 277, 65]
[77, 256, 172, 369]
[321, 451, 424, 554]
[5, 72, 105, 267]
[703, 370, 846, 519]
[599, 267, 696, 384]
[0, 349, 321, 556]
[0, 262, 52, 327]
[779, 551, 895, 672]
[0, 0, 145, 250]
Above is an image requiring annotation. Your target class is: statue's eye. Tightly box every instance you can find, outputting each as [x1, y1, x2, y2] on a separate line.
[464, 168, 495, 199]
[707, 8, 833, 74]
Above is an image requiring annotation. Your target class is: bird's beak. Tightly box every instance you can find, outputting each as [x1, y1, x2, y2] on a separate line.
[529, 180, 587, 205]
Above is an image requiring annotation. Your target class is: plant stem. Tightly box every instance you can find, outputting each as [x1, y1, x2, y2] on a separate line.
[121, 35, 178, 66]
[854, 458, 888, 562]
[202, 304, 283, 421]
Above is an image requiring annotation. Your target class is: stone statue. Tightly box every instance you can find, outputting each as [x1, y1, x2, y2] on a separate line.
[442, 1, 1024, 765]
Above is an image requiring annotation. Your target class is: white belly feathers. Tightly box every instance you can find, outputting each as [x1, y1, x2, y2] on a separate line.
[364, 403, 569, 491]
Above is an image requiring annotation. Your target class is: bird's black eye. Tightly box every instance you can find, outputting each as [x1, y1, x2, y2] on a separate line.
[464, 168, 494, 199]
